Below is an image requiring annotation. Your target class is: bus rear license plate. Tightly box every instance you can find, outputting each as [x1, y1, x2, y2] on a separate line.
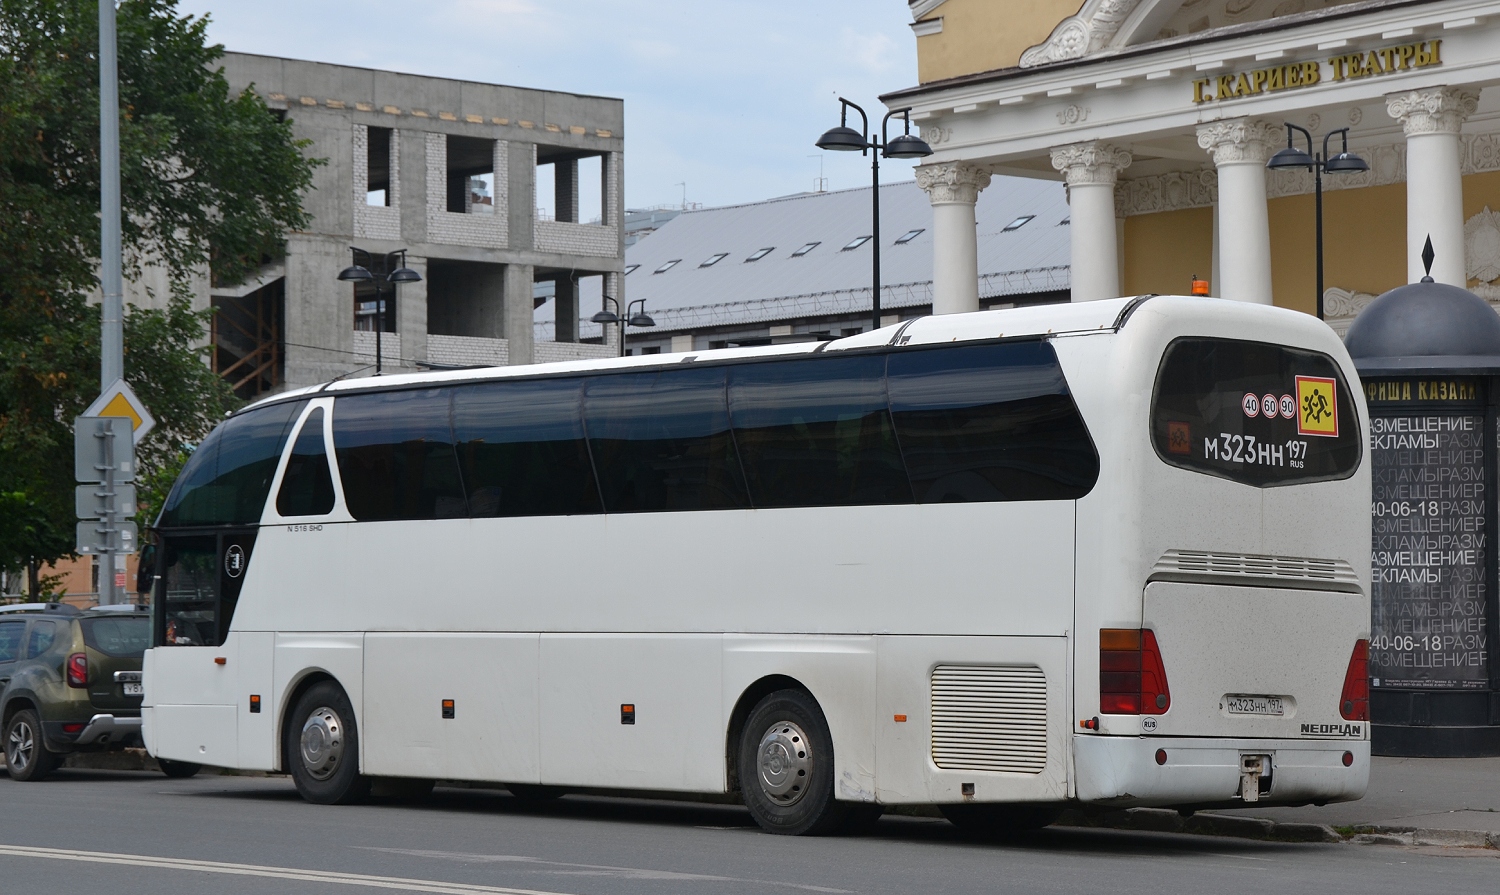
[124, 683, 143, 696]
[1226, 695, 1284, 716]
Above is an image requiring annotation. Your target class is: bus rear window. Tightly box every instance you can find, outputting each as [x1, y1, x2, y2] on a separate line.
[1151, 338, 1360, 486]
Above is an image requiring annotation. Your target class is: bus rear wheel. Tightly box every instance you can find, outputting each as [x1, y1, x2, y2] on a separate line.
[285, 681, 370, 805]
[739, 689, 863, 836]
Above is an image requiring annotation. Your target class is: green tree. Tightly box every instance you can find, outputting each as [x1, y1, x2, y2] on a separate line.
[0, 0, 321, 596]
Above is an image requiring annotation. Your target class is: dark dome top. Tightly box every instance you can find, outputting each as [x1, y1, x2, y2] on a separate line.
[1345, 278, 1500, 374]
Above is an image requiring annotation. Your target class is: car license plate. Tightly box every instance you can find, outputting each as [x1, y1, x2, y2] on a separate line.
[1226, 695, 1284, 716]
[123, 683, 143, 696]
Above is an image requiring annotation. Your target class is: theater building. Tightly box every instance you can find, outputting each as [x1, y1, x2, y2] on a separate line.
[887, 0, 1500, 331]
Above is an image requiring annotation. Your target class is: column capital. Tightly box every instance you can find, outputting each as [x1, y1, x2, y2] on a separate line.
[1049, 141, 1132, 187]
[1196, 119, 1279, 166]
[1386, 86, 1480, 136]
[915, 162, 992, 205]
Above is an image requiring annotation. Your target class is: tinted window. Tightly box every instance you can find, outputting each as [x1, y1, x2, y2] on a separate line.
[276, 408, 336, 517]
[453, 379, 602, 517]
[888, 341, 1098, 502]
[82, 617, 151, 658]
[729, 356, 910, 507]
[585, 367, 749, 512]
[158, 536, 219, 646]
[25, 620, 57, 658]
[158, 400, 305, 527]
[0, 621, 23, 662]
[1151, 338, 1360, 486]
[334, 390, 466, 521]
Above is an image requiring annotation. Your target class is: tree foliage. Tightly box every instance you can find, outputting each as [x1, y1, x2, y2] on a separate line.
[0, 0, 321, 590]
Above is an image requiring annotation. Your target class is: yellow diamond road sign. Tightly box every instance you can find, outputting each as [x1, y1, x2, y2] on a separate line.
[84, 378, 154, 444]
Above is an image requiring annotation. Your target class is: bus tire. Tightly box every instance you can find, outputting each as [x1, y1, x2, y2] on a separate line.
[738, 689, 851, 836]
[285, 681, 370, 805]
[5, 710, 61, 782]
[939, 803, 1063, 837]
[157, 758, 202, 779]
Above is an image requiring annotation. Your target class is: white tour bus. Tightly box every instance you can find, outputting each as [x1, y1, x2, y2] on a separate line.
[142, 295, 1371, 835]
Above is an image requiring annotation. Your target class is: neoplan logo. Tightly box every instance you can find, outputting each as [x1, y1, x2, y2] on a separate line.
[1300, 722, 1363, 738]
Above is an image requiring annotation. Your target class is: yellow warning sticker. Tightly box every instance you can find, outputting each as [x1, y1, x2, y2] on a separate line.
[1295, 375, 1339, 437]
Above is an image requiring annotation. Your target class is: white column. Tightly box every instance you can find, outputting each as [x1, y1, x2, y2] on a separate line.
[1387, 87, 1479, 286]
[1197, 119, 1277, 304]
[1050, 142, 1131, 302]
[915, 162, 992, 315]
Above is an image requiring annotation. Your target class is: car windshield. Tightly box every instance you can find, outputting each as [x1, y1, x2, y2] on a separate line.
[81, 616, 151, 658]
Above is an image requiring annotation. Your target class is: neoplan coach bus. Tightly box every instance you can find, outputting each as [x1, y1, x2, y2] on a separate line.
[142, 296, 1371, 835]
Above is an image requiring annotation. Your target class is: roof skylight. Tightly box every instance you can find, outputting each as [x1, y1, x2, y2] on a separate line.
[895, 229, 924, 244]
[624, 264, 640, 275]
[745, 247, 774, 262]
[841, 236, 871, 251]
[792, 242, 820, 257]
[1002, 215, 1036, 232]
[700, 253, 728, 268]
[654, 259, 680, 273]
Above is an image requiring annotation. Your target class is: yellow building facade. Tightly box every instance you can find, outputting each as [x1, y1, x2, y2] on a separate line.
[892, 0, 1500, 332]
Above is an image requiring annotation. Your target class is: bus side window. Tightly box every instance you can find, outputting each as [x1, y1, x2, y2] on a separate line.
[276, 408, 336, 517]
[585, 367, 750, 513]
[728, 355, 911, 507]
[333, 389, 467, 521]
[887, 341, 1099, 503]
[452, 378, 602, 518]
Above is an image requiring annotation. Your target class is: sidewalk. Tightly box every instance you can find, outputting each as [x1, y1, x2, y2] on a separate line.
[1073, 756, 1500, 847]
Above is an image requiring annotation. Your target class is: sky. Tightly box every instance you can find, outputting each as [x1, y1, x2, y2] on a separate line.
[173, 1, 925, 211]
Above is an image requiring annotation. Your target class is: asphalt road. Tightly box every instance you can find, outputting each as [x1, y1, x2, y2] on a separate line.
[1, 769, 1496, 895]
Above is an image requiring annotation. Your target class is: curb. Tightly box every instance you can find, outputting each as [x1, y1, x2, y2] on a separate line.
[1057, 807, 1499, 849]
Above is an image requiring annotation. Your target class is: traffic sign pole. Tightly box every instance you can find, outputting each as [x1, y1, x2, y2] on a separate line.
[75, 416, 135, 605]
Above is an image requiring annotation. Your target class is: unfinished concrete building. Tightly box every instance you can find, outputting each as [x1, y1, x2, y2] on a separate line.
[215, 54, 625, 395]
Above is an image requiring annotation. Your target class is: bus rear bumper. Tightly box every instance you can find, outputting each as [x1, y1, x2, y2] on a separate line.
[1073, 735, 1369, 808]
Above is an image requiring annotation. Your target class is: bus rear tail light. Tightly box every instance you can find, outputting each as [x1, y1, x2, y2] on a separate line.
[1100, 629, 1171, 716]
[67, 653, 89, 688]
[1340, 639, 1369, 722]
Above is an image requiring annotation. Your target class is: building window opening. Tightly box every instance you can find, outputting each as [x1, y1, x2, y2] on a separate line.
[792, 242, 820, 257]
[700, 253, 728, 268]
[578, 154, 603, 224]
[895, 229, 924, 244]
[446, 135, 496, 215]
[1002, 215, 1035, 232]
[745, 247, 774, 262]
[366, 126, 392, 206]
[841, 236, 871, 251]
[537, 149, 607, 225]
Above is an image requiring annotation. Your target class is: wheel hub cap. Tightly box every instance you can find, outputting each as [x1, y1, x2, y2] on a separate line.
[299, 706, 345, 781]
[756, 720, 812, 806]
[7, 721, 33, 771]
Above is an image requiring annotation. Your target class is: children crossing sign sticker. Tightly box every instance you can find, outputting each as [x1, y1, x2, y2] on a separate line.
[1295, 375, 1339, 437]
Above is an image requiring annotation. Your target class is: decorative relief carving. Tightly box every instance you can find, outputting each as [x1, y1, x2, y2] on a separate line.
[1323, 287, 1378, 338]
[914, 162, 993, 205]
[1116, 168, 1217, 217]
[1050, 141, 1132, 187]
[1467, 207, 1500, 285]
[1057, 104, 1090, 126]
[1019, 0, 1145, 68]
[922, 126, 952, 146]
[1348, 106, 1363, 125]
[1386, 87, 1481, 136]
[1196, 119, 1279, 165]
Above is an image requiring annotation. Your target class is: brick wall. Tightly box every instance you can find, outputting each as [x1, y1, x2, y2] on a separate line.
[352, 124, 401, 241]
[427, 334, 509, 367]
[426, 133, 509, 248]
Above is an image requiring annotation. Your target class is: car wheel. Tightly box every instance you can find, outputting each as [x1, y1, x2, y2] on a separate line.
[738, 689, 857, 836]
[939, 803, 1063, 837]
[284, 681, 370, 805]
[157, 758, 202, 779]
[5, 710, 62, 782]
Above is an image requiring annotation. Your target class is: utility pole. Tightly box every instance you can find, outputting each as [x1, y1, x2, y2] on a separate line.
[100, 0, 123, 386]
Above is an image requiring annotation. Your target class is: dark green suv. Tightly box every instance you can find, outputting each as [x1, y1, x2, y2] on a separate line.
[1, 603, 198, 781]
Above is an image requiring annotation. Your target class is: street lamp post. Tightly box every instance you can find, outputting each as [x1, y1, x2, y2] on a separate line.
[592, 296, 655, 357]
[816, 99, 933, 332]
[1266, 124, 1369, 321]
[337, 248, 422, 374]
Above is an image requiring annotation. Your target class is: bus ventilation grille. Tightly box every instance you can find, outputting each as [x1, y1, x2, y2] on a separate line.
[930, 665, 1048, 774]
[1151, 550, 1360, 591]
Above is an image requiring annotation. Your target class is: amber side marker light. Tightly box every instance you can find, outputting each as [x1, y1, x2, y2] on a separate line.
[893, 714, 907, 723]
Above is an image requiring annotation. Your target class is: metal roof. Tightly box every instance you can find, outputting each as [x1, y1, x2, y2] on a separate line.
[536, 176, 1071, 340]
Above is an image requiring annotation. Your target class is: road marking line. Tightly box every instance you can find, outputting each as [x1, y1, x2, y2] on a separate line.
[0, 845, 577, 895]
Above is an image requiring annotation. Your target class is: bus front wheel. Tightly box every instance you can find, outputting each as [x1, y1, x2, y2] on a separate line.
[285, 681, 370, 805]
[739, 689, 867, 836]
